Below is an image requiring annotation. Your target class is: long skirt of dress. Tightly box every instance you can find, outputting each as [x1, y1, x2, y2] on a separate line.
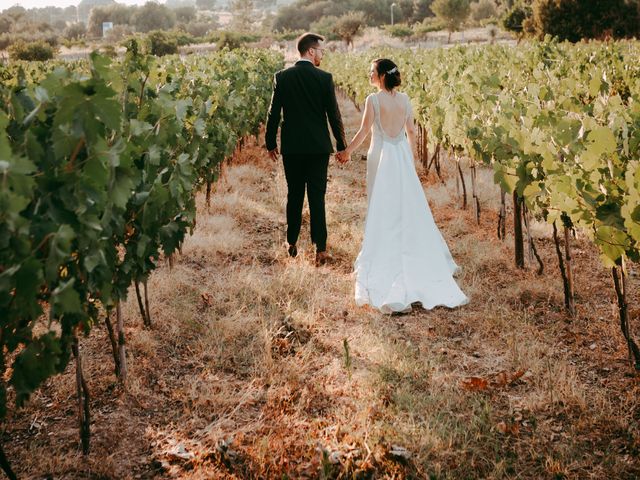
[354, 139, 469, 313]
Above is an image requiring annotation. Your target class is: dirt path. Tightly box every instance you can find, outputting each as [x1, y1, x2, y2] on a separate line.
[5, 95, 639, 479]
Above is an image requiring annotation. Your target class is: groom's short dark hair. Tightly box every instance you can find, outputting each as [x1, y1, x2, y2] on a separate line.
[297, 32, 324, 55]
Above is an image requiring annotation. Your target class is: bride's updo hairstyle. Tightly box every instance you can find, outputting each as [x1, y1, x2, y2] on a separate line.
[373, 58, 401, 91]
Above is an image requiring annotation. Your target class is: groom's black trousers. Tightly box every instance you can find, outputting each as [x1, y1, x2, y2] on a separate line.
[282, 153, 329, 253]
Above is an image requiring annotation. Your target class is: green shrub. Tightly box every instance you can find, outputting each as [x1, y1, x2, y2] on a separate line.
[8, 40, 55, 61]
[386, 23, 414, 38]
[413, 17, 446, 36]
[147, 30, 178, 56]
[215, 31, 242, 50]
[274, 29, 305, 42]
[210, 31, 260, 49]
[61, 38, 87, 49]
[170, 30, 196, 46]
[183, 21, 216, 38]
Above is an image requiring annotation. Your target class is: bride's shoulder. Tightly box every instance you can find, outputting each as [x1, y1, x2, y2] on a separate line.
[364, 93, 377, 107]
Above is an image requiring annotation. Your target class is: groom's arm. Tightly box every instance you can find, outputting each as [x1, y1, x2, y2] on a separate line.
[265, 72, 282, 153]
[325, 74, 347, 152]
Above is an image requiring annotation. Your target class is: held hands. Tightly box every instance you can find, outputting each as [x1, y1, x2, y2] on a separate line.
[336, 149, 350, 164]
[270, 147, 350, 163]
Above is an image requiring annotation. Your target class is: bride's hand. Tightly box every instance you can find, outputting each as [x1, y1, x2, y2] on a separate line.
[341, 147, 352, 164]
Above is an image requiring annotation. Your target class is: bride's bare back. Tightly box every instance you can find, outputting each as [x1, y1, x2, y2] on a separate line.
[376, 91, 409, 138]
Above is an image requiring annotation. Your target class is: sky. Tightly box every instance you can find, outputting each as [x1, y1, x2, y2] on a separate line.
[3, 0, 151, 9]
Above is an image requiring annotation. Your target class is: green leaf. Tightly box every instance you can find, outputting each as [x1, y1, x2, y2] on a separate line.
[595, 226, 629, 267]
[45, 225, 76, 281]
[111, 173, 135, 209]
[130, 119, 153, 137]
[587, 126, 617, 157]
[10, 332, 64, 407]
[52, 278, 83, 315]
[493, 163, 517, 193]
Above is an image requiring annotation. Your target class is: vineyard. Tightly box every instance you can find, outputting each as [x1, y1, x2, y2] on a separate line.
[0, 44, 282, 479]
[325, 39, 640, 368]
[0, 38, 639, 479]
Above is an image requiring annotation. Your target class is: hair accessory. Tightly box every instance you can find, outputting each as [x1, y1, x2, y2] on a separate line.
[387, 67, 398, 74]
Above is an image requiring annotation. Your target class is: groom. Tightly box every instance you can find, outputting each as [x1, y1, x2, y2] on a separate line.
[265, 32, 347, 266]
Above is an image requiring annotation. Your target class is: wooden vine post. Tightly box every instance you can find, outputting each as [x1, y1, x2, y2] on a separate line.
[72, 338, 91, 455]
[497, 190, 507, 240]
[470, 163, 480, 224]
[0, 344, 17, 480]
[612, 259, 640, 370]
[522, 204, 543, 274]
[513, 191, 525, 269]
[563, 223, 575, 314]
[0, 445, 16, 480]
[455, 152, 467, 210]
[116, 302, 128, 384]
[552, 219, 575, 316]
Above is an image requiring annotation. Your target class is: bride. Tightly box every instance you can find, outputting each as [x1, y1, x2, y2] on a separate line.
[342, 58, 469, 313]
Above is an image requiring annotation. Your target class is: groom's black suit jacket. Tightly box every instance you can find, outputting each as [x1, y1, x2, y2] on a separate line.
[265, 60, 347, 155]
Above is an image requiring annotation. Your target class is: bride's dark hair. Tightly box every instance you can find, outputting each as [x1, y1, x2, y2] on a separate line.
[373, 58, 401, 91]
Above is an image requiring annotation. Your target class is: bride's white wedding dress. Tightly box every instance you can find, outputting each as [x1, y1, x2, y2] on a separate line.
[354, 92, 469, 313]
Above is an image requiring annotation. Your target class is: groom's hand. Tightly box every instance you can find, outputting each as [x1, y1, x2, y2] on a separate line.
[337, 150, 349, 164]
[268, 147, 279, 162]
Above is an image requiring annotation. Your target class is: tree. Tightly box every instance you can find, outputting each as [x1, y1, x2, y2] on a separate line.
[397, 0, 415, 23]
[87, 4, 133, 37]
[333, 11, 365, 48]
[63, 5, 78, 21]
[173, 5, 197, 23]
[309, 15, 340, 40]
[196, 0, 216, 10]
[272, 1, 339, 32]
[413, 0, 435, 21]
[431, 0, 470, 41]
[532, 0, 639, 42]
[3, 6, 26, 22]
[502, 1, 531, 36]
[0, 15, 13, 34]
[132, 3, 176, 33]
[64, 22, 86, 40]
[229, 0, 255, 31]
[471, 0, 498, 22]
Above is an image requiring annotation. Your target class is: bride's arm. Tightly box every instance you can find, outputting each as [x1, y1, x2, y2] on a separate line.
[404, 94, 417, 157]
[344, 96, 374, 157]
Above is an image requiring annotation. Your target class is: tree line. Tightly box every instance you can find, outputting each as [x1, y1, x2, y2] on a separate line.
[503, 0, 640, 42]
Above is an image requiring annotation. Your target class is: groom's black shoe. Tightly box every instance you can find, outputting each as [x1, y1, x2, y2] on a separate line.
[287, 243, 298, 258]
[315, 250, 332, 267]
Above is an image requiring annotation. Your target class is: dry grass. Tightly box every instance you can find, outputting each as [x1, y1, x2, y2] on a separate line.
[4, 96, 640, 480]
